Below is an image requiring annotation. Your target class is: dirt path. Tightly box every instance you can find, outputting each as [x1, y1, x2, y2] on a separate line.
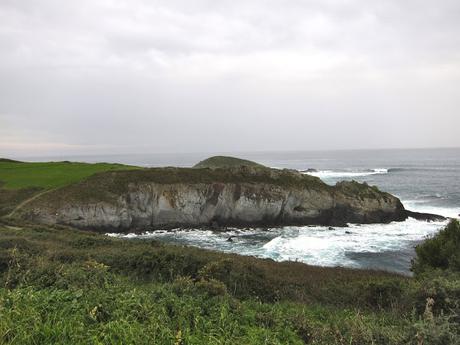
[7, 188, 55, 218]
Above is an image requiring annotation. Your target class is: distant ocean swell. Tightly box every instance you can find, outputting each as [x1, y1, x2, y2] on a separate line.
[303, 167, 459, 179]
[303, 168, 388, 179]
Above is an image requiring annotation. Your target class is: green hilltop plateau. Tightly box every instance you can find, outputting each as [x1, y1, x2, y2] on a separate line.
[0, 159, 137, 217]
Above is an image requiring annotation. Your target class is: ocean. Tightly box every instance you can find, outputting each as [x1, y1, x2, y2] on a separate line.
[28, 148, 460, 275]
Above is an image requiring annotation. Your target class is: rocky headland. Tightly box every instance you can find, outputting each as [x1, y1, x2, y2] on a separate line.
[15, 156, 444, 232]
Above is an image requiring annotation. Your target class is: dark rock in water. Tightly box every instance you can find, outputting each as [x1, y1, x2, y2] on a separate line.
[345, 231, 352, 234]
[301, 168, 318, 173]
[405, 210, 446, 222]
[226, 236, 234, 242]
[328, 227, 335, 230]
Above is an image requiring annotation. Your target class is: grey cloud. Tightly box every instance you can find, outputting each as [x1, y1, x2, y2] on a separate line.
[0, 0, 459, 157]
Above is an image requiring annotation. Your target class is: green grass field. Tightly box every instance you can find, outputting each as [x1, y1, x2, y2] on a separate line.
[0, 160, 140, 216]
[0, 160, 138, 190]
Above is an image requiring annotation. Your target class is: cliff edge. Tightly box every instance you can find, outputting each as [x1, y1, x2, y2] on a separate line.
[15, 157, 413, 231]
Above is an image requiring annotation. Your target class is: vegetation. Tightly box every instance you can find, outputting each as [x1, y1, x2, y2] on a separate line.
[194, 156, 265, 169]
[0, 186, 41, 217]
[0, 218, 459, 344]
[0, 160, 137, 190]
[22, 165, 327, 206]
[0, 159, 22, 163]
[0, 160, 138, 216]
[413, 218, 460, 273]
[336, 180, 386, 198]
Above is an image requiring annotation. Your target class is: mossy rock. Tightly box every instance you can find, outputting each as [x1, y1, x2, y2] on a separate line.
[193, 156, 265, 169]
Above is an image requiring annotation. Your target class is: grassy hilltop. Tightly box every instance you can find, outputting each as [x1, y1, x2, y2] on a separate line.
[194, 156, 265, 169]
[0, 159, 137, 216]
[0, 157, 459, 344]
[0, 160, 136, 190]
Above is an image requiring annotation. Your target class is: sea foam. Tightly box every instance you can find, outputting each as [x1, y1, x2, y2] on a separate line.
[304, 168, 388, 179]
[106, 217, 449, 275]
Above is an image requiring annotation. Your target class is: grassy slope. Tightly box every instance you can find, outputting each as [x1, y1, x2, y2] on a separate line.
[0, 221, 412, 344]
[0, 160, 138, 216]
[0, 160, 137, 190]
[0, 220, 459, 344]
[0, 158, 22, 163]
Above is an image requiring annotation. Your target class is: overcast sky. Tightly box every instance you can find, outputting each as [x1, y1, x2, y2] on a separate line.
[1, 0, 459, 157]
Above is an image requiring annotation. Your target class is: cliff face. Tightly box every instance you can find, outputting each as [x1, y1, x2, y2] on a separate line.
[19, 167, 407, 231]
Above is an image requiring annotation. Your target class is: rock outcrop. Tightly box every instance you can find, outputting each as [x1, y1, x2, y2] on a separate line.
[16, 165, 416, 232]
[405, 210, 446, 222]
[193, 156, 264, 169]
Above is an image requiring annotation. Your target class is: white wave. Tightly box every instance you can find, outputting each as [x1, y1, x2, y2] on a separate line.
[304, 168, 388, 179]
[106, 217, 449, 274]
[107, 232, 133, 238]
[260, 219, 446, 268]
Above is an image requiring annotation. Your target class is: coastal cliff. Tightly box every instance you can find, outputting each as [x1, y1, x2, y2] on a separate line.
[17, 163, 409, 231]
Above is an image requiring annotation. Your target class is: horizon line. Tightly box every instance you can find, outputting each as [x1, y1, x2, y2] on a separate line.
[3, 145, 460, 161]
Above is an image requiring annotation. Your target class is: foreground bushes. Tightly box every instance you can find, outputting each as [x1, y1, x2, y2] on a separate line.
[0, 222, 407, 307]
[0, 220, 459, 344]
[0, 268, 413, 345]
[0, 254, 410, 345]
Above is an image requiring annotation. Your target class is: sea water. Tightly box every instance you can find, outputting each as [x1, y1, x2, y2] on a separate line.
[28, 148, 460, 275]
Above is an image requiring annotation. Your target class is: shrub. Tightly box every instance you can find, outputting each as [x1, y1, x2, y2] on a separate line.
[198, 259, 277, 301]
[1, 221, 460, 344]
[408, 314, 460, 345]
[196, 278, 228, 297]
[363, 279, 404, 310]
[410, 272, 460, 319]
[413, 219, 460, 273]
